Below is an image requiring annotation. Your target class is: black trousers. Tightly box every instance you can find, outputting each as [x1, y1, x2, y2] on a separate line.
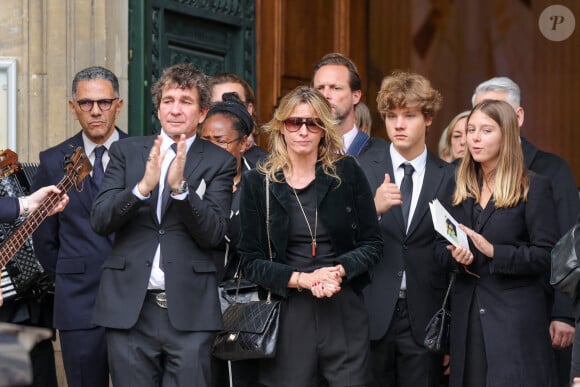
[258, 288, 371, 387]
[370, 298, 442, 387]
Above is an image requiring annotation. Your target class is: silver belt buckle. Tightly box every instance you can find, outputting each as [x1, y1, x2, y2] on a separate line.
[155, 292, 168, 309]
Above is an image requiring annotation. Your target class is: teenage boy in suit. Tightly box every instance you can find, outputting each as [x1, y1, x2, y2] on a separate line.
[358, 71, 455, 387]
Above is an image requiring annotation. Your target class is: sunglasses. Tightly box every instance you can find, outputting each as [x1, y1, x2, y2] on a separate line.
[283, 117, 324, 133]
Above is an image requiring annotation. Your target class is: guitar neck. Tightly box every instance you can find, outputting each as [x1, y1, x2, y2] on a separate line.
[0, 174, 74, 268]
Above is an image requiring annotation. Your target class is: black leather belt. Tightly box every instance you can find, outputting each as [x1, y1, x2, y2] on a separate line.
[146, 290, 167, 309]
[398, 289, 407, 299]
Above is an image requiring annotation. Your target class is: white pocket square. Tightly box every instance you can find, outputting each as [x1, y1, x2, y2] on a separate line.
[196, 179, 206, 199]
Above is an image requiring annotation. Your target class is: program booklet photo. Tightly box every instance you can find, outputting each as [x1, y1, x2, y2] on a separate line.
[429, 199, 470, 249]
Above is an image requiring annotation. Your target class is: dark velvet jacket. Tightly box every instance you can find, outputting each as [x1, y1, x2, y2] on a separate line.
[238, 156, 383, 298]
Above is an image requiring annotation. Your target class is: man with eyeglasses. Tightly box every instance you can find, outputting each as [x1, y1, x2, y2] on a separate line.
[31, 66, 127, 387]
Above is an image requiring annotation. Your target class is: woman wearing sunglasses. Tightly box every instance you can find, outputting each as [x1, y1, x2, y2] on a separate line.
[238, 86, 383, 387]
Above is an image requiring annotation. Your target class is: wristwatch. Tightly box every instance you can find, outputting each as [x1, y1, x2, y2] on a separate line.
[171, 180, 188, 195]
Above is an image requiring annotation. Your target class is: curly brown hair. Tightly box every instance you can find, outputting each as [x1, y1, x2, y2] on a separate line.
[376, 71, 442, 120]
[151, 63, 211, 112]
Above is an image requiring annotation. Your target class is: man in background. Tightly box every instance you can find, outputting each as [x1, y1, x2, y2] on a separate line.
[32, 65, 127, 387]
[312, 52, 386, 157]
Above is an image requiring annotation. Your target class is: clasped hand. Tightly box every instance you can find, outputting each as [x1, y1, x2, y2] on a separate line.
[301, 265, 345, 299]
[137, 134, 187, 196]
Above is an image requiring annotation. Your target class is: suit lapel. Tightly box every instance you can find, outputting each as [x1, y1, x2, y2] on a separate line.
[407, 154, 445, 237]
[269, 170, 290, 214]
[315, 164, 334, 208]
[520, 137, 537, 169]
[384, 147, 408, 234]
[474, 199, 496, 233]
[143, 139, 160, 224]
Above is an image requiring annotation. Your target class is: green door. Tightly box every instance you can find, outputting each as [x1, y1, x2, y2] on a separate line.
[128, 0, 256, 136]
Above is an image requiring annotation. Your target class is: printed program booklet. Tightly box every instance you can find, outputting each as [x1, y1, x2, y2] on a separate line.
[429, 199, 470, 248]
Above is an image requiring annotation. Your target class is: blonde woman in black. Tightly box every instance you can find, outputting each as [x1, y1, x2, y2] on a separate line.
[238, 86, 382, 387]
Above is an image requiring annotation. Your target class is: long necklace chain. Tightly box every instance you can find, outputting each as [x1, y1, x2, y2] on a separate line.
[291, 186, 318, 257]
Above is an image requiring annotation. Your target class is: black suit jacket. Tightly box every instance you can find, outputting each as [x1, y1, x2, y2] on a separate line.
[521, 137, 580, 322]
[237, 156, 383, 298]
[90, 135, 236, 331]
[31, 129, 128, 330]
[357, 144, 455, 342]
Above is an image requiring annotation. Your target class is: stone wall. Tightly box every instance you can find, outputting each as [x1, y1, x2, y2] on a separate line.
[0, 0, 128, 162]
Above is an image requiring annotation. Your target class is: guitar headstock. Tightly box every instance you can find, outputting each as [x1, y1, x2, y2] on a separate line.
[64, 147, 92, 189]
[0, 149, 21, 178]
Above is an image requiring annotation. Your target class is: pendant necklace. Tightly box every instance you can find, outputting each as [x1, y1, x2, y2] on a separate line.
[291, 186, 318, 257]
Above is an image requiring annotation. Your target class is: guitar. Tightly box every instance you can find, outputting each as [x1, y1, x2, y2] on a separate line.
[0, 149, 21, 179]
[0, 147, 92, 270]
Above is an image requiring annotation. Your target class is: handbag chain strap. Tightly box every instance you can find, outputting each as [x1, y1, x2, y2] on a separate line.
[441, 272, 456, 308]
[232, 174, 274, 304]
[265, 174, 273, 303]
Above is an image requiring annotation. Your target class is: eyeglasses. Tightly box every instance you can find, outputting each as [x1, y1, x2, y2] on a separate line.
[76, 98, 118, 112]
[213, 137, 243, 150]
[283, 117, 324, 133]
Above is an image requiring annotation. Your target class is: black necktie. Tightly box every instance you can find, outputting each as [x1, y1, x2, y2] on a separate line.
[400, 163, 414, 228]
[160, 143, 178, 271]
[92, 146, 106, 187]
[161, 143, 178, 214]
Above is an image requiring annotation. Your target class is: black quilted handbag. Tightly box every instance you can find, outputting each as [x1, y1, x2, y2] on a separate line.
[213, 296, 280, 360]
[424, 272, 455, 354]
[213, 174, 281, 361]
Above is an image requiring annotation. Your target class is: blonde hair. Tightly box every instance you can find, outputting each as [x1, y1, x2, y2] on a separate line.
[453, 100, 529, 208]
[440, 110, 470, 161]
[355, 101, 372, 134]
[259, 86, 345, 183]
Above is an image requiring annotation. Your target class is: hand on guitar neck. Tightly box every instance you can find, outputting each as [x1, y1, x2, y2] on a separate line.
[0, 146, 90, 307]
[23, 185, 70, 217]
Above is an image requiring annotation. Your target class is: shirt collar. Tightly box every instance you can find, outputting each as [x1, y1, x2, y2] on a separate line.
[342, 125, 359, 151]
[82, 128, 119, 155]
[389, 143, 427, 177]
[160, 130, 196, 153]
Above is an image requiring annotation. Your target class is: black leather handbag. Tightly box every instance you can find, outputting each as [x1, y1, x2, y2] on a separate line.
[424, 272, 455, 354]
[550, 223, 579, 299]
[213, 175, 281, 361]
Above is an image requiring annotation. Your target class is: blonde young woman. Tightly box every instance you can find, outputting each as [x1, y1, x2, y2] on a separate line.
[238, 86, 383, 387]
[435, 100, 559, 386]
[438, 110, 470, 162]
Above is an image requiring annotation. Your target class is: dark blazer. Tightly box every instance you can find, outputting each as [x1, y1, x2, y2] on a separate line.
[31, 129, 128, 330]
[521, 137, 580, 322]
[434, 173, 559, 386]
[238, 156, 383, 297]
[90, 135, 236, 331]
[243, 145, 268, 169]
[0, 197, 19, 222]
[355, 135, 388, 159]
[357, 144, 455, 342]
